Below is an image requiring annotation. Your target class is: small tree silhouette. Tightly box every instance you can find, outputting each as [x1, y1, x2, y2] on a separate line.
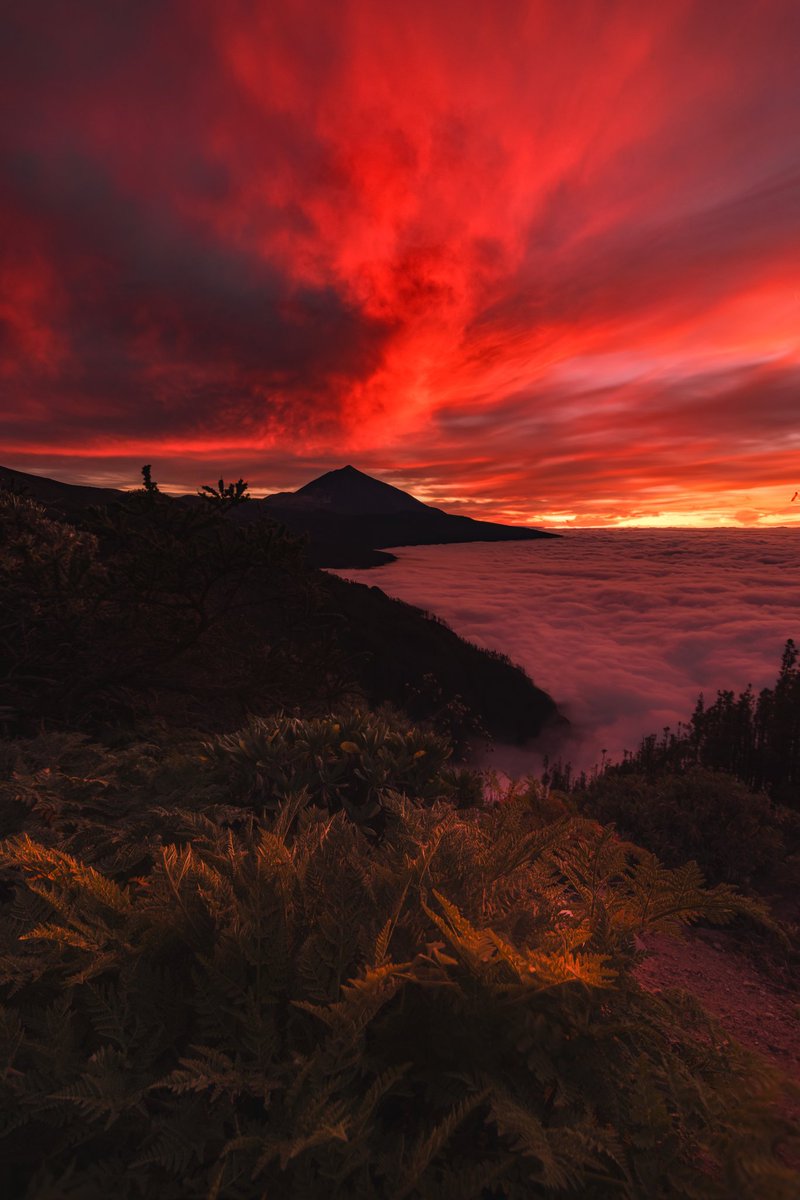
[141, 464, 160, 495]
[198, 477, 250, 508]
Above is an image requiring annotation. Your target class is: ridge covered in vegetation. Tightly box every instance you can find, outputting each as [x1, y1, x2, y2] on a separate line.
[0, 473, 797, 1197]
[0, 474, 558, 745]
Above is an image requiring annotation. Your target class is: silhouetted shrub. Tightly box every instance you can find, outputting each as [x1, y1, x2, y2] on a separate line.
[198, 475, 251, 508]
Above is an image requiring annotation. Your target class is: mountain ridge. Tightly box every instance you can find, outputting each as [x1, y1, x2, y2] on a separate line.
[260, 465, 559, 565]
[0, 461, 563, 746]
[0, 463, 560, 568]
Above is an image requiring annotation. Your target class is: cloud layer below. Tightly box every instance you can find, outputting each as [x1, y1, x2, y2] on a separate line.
[337, 529, 798, 771]
[2, 1, 800, 524]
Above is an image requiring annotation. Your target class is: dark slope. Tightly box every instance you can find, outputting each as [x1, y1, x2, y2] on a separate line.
[254, 507, 557, 567]
[323, 572, 561, 743]
[1, 468, 563, 746]
[0, 464, 122, 518]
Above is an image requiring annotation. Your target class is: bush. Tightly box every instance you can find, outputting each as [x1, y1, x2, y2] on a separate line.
[579, 768, 785, 886]
[0, 763, 794, 1198]
[209, 709, 464, 828]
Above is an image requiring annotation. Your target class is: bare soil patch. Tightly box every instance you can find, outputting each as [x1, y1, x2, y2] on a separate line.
[636, 925, 800, 1166]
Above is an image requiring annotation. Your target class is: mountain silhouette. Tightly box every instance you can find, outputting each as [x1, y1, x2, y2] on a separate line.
[266, 465, 431, 516]
[260, 465, 559, 565]
[0, 464, 124, 521]
[0, 462, 559, 568]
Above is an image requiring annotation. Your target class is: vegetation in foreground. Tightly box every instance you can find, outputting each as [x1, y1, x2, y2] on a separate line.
[0, 716, 796, 1198]
[0, 473, 798, 1197]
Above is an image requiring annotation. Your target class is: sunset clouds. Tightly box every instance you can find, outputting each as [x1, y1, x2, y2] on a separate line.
[2, 0, 799, 523]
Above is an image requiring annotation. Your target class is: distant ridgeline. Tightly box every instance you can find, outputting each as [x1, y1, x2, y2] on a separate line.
[0, 463, 557, 568]
[0, 464, 562, 746]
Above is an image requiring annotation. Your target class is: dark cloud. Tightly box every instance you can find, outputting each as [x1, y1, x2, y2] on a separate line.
[0, 149, 396, 444]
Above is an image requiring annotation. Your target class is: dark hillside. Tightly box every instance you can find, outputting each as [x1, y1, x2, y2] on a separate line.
[0, 463, 122, 518]
[324, 573, 560, 743]
[257, 505, 558, 566]
[0, 480, 560, 747]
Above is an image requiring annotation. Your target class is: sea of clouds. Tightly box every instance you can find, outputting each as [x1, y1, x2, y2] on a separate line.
[337, 529, 798, 775]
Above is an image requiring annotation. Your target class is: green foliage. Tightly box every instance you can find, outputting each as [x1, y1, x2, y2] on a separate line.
[6, 463, 795, 1194]
[546, 641, 800, 888]
[579, 768, 786, 886]
[0, 728, 230, 869]
[0, 759, 794, 1197]
[209, 709, 459, 827]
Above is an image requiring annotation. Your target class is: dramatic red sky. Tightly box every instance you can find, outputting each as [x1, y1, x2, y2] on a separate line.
[2, 0, 799, 526]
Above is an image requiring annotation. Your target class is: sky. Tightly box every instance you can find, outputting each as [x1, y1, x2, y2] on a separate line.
[1, 0, 799, 527]
[338, 528, 799, 769]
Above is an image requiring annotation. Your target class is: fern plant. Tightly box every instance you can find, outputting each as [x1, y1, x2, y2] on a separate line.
[0, 779, 795, 1198]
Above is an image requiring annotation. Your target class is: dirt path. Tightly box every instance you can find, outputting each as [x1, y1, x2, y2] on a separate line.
[636, 928, 800, 1128]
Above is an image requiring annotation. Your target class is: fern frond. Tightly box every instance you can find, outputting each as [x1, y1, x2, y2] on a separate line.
[392, 1087, 490, 1200]
[487, 1087, 572, 1189]
[50, 1045, 146, 1129]
[255, 1119, 349, 1173]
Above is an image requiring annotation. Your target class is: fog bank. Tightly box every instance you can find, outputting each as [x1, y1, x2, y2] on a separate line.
[337, 529, 798, 773]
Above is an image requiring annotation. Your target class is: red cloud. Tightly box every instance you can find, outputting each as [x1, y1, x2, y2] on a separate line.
[1, 1, 799, 524]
